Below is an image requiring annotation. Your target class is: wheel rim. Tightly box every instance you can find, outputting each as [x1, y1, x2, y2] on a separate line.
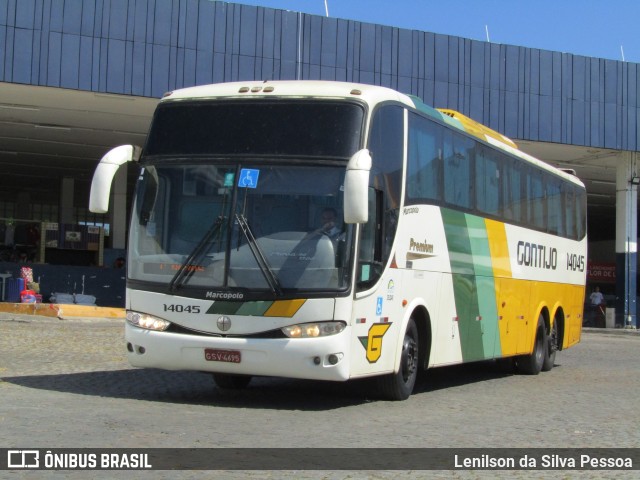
[548, 321, 558, 353]
[401, 331, 418, 384]
[535, 323, 545, 366]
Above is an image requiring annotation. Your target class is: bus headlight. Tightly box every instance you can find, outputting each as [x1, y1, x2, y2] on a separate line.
[282, 321, 346, 338]
[126, 311, 171, 331]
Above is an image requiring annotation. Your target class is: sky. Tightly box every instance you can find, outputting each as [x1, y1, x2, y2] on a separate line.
[226, 0, 640, 64]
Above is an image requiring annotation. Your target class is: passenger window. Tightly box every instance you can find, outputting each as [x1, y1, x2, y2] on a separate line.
[444, 131, 474, 209]
[407, 113, 441, 202]
[476, 146, 500, 216]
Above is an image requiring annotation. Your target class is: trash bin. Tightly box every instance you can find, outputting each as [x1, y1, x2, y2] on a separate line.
[6, 278, 24, 303]
[606, 308, 615, 328]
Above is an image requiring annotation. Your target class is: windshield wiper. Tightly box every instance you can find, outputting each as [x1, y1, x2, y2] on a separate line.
[235, 213, 283, 297]
[169, 215, 225, 292]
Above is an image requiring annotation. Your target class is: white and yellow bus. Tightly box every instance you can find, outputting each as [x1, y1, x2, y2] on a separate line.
[90, 81, 587, 400]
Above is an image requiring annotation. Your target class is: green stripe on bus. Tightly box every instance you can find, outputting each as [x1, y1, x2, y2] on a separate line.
[442, 209, 502, 360]
[466, 214, 501, 358]
[206, 301, 241, 315]
[206, 301, 274, 316]
[236, 301, 274, 316]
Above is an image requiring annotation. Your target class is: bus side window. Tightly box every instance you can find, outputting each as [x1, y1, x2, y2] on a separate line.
[359, 104, 403, 291]
[444, 131, 473, 210]
[476, 146, 499, 216]
[407, 113, 441, 202]
[546, 178, 563, 236]
[357, 188, 383, 288]
[564, 183, 576, 239]
[528, 169, 545, 230]
[501, 156, 522, 224]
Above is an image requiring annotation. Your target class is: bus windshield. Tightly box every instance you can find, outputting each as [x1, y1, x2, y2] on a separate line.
[129, 163, 353, 296]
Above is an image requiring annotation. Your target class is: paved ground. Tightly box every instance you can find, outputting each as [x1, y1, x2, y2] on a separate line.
[0, 312, 638, 479]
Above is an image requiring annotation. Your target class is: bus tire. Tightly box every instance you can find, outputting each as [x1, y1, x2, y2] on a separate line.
[212, 373, 252, 390]
[516, 314, 546, 375]
[542, 319, 558, 372]
[376, 318, 419, 401]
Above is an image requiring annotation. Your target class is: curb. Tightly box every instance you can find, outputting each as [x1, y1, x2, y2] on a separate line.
[582, 326, 639, 336]
[0, 302, 125, 319]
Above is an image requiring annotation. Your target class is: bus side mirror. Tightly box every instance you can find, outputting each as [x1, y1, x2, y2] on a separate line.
[344, 149, 371, 224]
[89, 145, 141, 213]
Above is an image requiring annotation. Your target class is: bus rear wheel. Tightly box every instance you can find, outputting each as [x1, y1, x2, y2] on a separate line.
[516, 314, 546, 375]
[542, 319, 558, 372]
[376, 318, 419, 401]
[212, 373, 252, 390]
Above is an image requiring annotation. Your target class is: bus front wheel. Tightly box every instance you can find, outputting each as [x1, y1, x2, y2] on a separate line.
[516, 314, 546, 375]
[212, 373, 252, 390]
[376, 318, 419, 401]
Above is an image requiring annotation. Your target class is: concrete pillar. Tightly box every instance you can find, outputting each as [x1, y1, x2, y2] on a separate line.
[110, 165, 128, 249]
[60, 177, 74, 224]
[615, 152, 638, 328]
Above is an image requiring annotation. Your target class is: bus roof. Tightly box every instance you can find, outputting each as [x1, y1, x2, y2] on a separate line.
[161, 80, 584, 188]
[162, 80, 413, 106]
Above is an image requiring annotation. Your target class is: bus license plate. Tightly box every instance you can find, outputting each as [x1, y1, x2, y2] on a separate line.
[204, 349, 241, 363]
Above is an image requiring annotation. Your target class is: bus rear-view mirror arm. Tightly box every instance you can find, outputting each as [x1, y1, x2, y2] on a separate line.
[89, 145, 142, 213]
[343, 149, 371, 224]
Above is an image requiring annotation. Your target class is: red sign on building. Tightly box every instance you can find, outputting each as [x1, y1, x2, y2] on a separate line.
[587, 262, 616, 284]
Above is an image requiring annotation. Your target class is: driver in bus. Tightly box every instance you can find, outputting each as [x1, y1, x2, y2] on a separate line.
[317, 207, 342, 239]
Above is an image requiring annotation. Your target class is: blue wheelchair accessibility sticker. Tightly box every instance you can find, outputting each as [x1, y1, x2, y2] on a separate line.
[238, 169, 260, 188]
[376, 296, 383, 315]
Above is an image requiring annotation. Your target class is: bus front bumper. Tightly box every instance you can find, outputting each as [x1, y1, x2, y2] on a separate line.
[125, 324, 351, 382]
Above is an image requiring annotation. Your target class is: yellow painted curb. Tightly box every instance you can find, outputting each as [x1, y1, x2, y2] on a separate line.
[0, 302, 125, 319]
